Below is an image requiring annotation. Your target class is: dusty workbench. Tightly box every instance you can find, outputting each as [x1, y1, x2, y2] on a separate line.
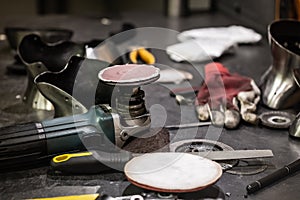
[0, 11, 300, 200]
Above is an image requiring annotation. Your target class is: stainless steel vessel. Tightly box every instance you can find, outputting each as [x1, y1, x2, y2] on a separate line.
[289, 52, 300, 138]
[261, 20, 300, 109]
[289, 112, 300, 138]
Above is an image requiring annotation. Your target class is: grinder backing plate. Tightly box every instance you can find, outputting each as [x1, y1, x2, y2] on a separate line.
[98, 64, 160, 86]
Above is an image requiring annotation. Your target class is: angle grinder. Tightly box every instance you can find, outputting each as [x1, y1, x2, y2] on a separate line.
[0, 64, 160, 170]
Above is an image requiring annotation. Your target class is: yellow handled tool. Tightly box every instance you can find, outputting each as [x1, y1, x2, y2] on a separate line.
[129, 47, 155, 64]
[28, 194, 99, 200]
[50, 150, 132, 174]
[29, 194, 144, 200]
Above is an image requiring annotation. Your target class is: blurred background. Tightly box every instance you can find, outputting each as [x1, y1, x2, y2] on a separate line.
[0, 0, 282, 33]
[1, 0, 299, 34]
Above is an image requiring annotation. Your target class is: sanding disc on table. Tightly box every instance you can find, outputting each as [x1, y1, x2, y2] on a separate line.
[98, 64, 160, 86]
[124, 152, 222, 193]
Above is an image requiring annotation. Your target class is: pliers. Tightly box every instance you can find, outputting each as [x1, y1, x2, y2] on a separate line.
[128, 47, 155, 65]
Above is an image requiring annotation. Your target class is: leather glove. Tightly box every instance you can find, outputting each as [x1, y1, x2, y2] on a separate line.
[195, 62, 261, 129]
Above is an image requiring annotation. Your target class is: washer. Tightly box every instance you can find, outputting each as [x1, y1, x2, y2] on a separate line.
[260, 111, 296, 129]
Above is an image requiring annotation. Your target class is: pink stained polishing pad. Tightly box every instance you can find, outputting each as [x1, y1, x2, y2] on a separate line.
[124, 152, 223, 193]
[98, 64, 160, 85]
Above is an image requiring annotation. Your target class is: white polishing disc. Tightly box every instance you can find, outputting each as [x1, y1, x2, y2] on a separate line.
[124, 152, 222, 193]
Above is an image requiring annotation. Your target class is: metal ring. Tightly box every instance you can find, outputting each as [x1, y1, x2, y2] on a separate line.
[260, 111, 296, 129]
[169, 139, 238, 171]
[169, 139, 235, 152]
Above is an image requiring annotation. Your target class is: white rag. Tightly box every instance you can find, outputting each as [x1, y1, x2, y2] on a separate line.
[166, 25, 262, 62]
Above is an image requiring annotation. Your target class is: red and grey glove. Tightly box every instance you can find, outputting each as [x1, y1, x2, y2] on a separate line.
[195, 62, 261, 129]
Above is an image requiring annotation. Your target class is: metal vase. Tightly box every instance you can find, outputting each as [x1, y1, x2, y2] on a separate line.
[288, 25, 300, 138]
[35, 56, 112, 118]
[261, 19, 300, 109]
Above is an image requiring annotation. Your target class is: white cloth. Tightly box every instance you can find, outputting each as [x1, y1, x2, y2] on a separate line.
[178, 25, 262, 44]
[156, 69, 193, 84]
[167, 38, 236, 62]
[167, 25, 262, 62]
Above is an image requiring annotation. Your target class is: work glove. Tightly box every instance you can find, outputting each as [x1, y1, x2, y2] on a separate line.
[195, 62, 261, 129]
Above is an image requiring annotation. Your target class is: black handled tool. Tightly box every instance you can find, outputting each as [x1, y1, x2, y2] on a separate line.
[246, 158, 300, 194]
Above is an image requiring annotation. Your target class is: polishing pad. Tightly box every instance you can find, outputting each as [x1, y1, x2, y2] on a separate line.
[98, 64, 160, 86]
[124, 152, 222, 193]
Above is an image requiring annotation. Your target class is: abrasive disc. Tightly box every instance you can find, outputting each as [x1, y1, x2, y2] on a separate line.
[98, 64, 160, 86]
[124, 152, 222, 193]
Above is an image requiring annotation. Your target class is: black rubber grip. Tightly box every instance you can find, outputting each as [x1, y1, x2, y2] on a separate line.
[0, 123, 47, 171]
[246, 158, 300, 194]
[51, 151, 132, 174]
[246, 168, 288, 194]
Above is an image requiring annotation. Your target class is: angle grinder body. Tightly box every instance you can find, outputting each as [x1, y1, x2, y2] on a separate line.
[0, 105, 139, 171]
[0, 64, 160, 171]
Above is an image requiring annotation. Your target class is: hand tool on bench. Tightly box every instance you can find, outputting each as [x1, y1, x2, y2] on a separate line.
[50, 149, 273, 174]
[0, 64, 160, 170]
[30, 194, 144, 200]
